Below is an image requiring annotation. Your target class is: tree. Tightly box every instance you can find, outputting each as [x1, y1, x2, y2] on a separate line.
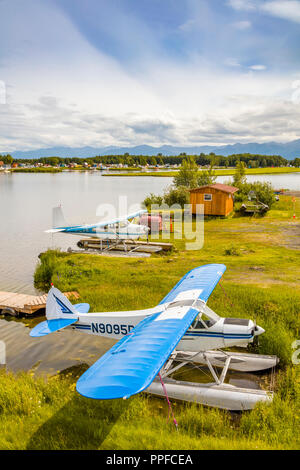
[3, 154, 13, 165]
[139, 156, 147, 166]
[291, 158, 300, 168]
[150, 156, 157, 166]
[173, 156, 199, 189]
[261, 158, 267, 168]
[233, 160, 246, 187]
[197, 162, 217, 186]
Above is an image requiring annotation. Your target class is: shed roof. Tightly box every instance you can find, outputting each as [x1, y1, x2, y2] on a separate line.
[189, 184, 239, 194]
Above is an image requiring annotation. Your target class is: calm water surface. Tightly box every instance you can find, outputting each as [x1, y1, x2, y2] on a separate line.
[0, 171, 298, 377]
[0, 172, 171, 294]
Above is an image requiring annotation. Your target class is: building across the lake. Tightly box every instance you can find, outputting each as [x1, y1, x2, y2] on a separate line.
[189, 183, 239, 217]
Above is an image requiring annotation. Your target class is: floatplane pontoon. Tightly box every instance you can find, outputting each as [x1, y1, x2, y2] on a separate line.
[30, 264, 278, 411]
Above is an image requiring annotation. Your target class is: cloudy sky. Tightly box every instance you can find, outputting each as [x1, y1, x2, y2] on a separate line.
[1, 0, 300, 151]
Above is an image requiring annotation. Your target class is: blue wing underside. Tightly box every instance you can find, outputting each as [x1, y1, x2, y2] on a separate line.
[76, 264, 226, 400]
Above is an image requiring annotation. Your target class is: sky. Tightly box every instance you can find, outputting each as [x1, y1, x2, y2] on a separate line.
[1, 0, 300, 151]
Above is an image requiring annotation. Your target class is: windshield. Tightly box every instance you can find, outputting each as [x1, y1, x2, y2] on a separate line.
[191, 314, 216, 329]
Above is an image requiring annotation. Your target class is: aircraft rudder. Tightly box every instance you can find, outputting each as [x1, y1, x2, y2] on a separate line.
[52, 206, 67, 229]
[46, 286, 79, 320]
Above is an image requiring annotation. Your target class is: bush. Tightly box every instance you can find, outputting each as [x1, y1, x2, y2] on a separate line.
[163, 186, 190, 208]
[224, 245, 241, 256]
[234, 181, 276, 209]
[34, 250, 62, 291]
[142, 193, 163, 210]
[143, 186, 189, 210]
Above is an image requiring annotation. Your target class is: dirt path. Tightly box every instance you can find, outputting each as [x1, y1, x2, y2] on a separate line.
[281, 223, 300, 250]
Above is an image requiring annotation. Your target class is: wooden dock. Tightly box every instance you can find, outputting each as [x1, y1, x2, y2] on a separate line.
[0, 290, 79, 316]
[77, 238, 173, 253]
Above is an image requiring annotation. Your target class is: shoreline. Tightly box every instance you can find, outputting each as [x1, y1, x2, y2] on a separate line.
[102, 168, 300, 178]
[102, 167, 300, 177]
[1, 167, 300, 176]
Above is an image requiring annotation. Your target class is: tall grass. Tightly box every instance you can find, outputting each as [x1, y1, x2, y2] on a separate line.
[0, 366, 298, 450]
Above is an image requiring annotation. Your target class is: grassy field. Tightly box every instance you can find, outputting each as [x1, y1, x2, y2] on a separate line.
[11, 167, 62, 173]
[0, 196, 299, 449]
[103, 167, 300, 177]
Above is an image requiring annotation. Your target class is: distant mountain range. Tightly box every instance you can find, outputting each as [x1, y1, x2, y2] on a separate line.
[7, 139, 300, 160]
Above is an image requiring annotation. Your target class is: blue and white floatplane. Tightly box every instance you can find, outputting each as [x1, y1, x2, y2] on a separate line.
[30, 264, 278, 410]
[46, 206, 149, 245]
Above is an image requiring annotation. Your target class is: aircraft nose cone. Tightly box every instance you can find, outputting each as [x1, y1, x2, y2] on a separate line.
[254, 325, 265, 336]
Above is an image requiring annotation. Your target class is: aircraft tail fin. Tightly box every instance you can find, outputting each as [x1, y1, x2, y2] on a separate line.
[53, 206, 67, 229]
[30, 288, 91, 338]
[46, 286, 79, 320]
[30, 287, 79, 337]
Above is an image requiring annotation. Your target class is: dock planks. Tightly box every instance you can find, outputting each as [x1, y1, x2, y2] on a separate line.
[0, 290, 79, 315]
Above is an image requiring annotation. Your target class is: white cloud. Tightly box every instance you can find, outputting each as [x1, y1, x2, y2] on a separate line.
[228, 0, 300, 24]
[224, 57, 242, 67]
[233, 20, 252, 29]
[0, 0, 299, 151]
[249, 64, 267, 70]
[179, 19, 197, 32]
[261, 1, 300, 24]
[227, 0, 256, 11]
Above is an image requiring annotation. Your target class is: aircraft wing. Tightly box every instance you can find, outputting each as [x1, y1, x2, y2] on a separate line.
[45, 209, 147, 233]
[92, 209, 147, 229]
[159, 264, 226, 305]
[76, 305, 199, 400]
[76, 264, 226, 400]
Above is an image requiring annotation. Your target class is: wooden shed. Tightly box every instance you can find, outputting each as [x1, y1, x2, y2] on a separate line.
[189, 184, 239, 216]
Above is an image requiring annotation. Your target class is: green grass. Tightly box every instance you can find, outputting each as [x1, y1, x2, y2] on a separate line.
[11, 167, 62, 173]
[1, 196, 299, 450]
[102, 167, 300, 177]
[0, 366, 298, 450]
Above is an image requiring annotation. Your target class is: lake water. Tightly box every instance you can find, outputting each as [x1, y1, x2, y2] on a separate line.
[0, 170, 298, 377]
[0, 172, 170, 294]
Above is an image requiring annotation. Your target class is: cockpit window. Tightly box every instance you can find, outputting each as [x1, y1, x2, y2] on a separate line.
[191, 314, 216, 329]
[119, 221, 129, 228]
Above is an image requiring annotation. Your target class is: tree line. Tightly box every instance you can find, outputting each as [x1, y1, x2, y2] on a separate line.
[0, 152, 298, 167]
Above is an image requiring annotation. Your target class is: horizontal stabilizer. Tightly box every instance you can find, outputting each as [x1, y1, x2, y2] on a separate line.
[30, 318, 77, 337]
[74, 303, 90, 313]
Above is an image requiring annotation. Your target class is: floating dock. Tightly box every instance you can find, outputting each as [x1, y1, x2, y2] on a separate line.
[0, 290, 79, 316]
[76, 238, 173, 254]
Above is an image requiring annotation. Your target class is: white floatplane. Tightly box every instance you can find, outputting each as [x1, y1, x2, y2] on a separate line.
[30, 264, 278, 410]
[45, 206, 149, 243]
